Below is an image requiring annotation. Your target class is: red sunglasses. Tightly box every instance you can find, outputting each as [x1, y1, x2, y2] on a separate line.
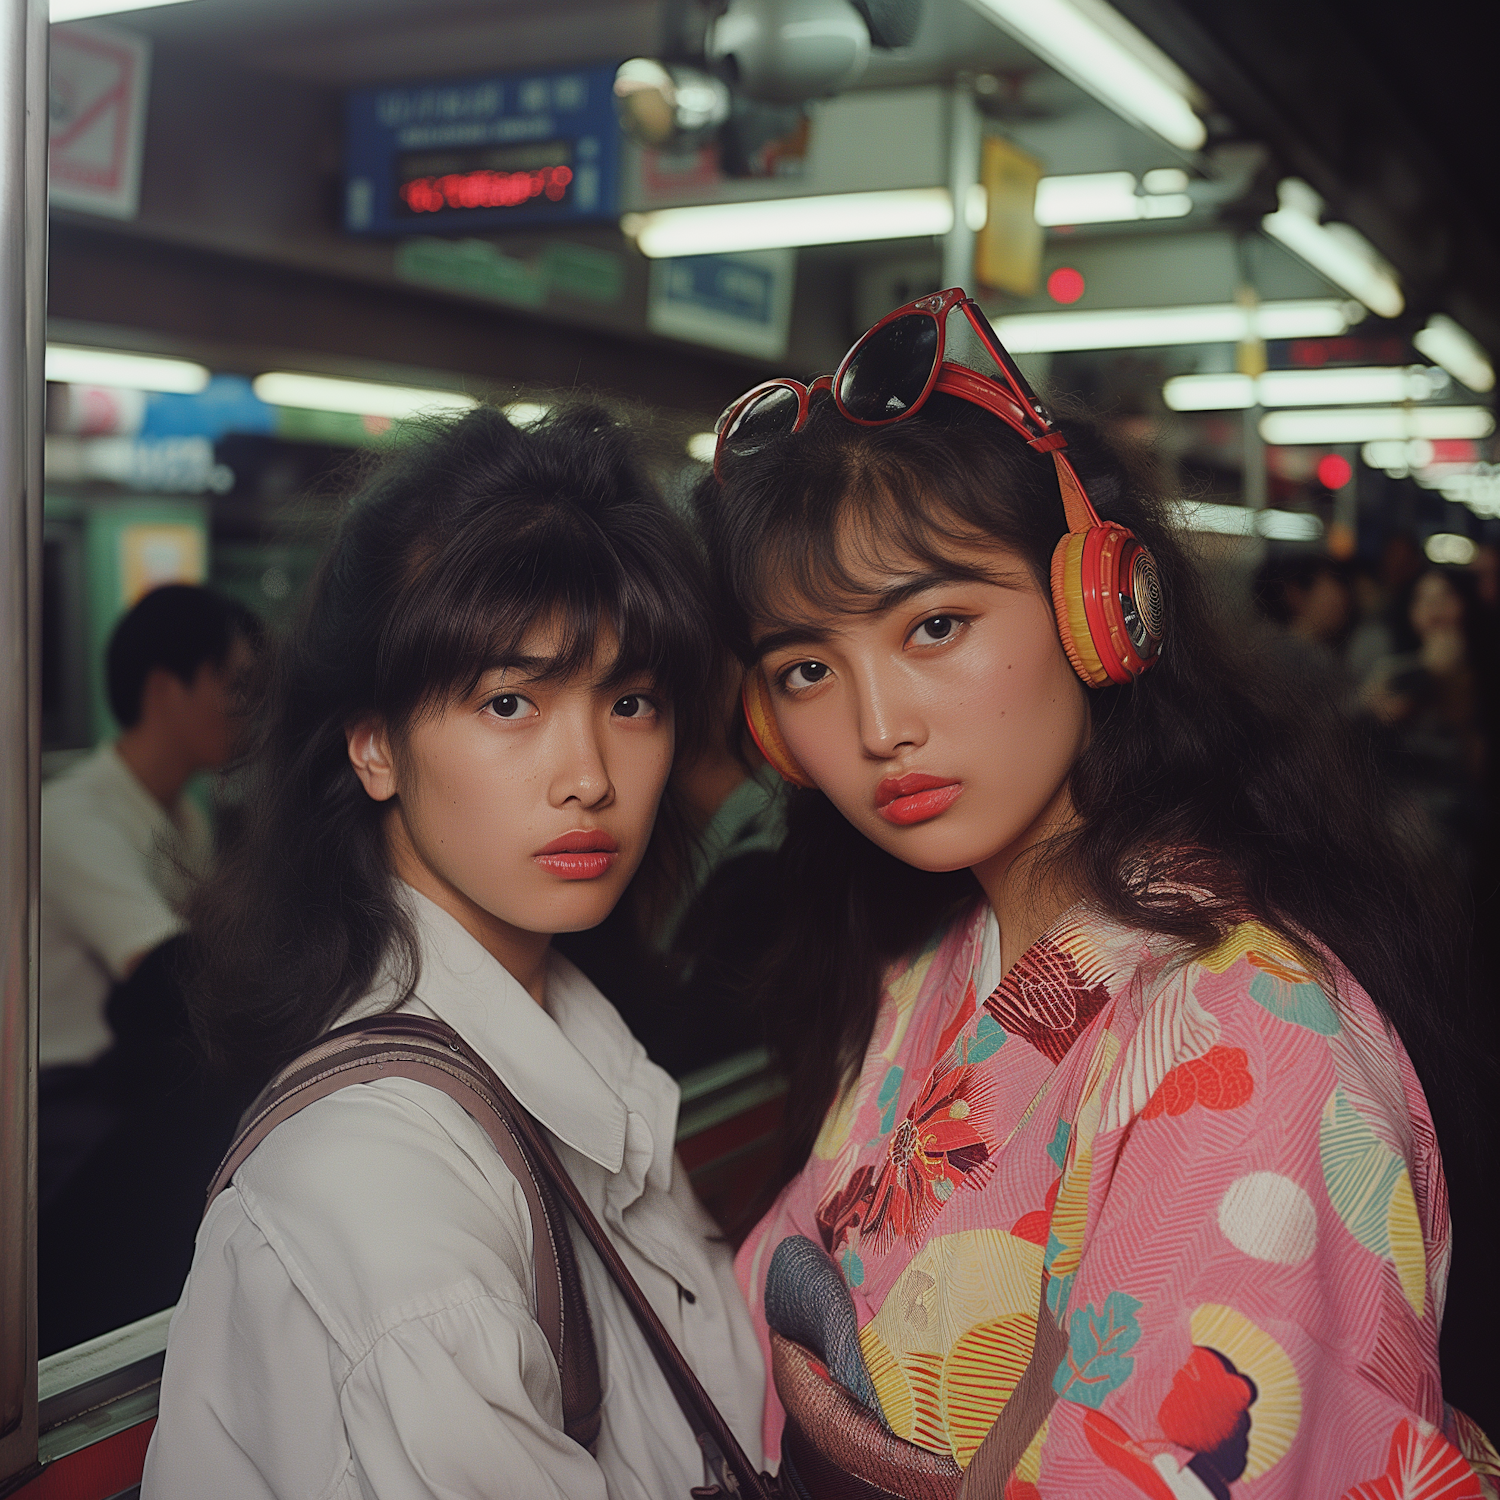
[712, 287, 1103, 535]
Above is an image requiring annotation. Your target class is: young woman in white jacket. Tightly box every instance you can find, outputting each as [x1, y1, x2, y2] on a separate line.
[142, 404, 765, 1500]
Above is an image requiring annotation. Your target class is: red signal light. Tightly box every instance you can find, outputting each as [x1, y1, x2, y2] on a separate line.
[1316, 453, 1353, 490]
[1047, 267, 1085, 305]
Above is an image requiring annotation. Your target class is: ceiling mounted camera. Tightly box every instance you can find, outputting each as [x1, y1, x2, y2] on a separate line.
[614, 57, 733, 149]
[707, 0, 871, 105]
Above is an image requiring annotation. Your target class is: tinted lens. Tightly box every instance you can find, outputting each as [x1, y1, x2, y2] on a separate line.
[837, 313, 940, 421]
[722, 384, 803, 452]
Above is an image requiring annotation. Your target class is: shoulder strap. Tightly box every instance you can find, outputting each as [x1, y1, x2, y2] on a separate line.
[205, 1014, 602, 1454]
[501, 1079, 776, 1499]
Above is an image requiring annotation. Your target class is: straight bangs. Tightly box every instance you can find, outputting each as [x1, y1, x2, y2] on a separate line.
[371, 439, 718, 756]
[708, 394, 1068, 658]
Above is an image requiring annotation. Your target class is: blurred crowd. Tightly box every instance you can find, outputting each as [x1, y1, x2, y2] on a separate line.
[1252, 536, 1500, 976]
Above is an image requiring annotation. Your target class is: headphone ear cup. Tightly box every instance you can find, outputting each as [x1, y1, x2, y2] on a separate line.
[1051, 524, 1164, 687]
[1051, 530, 1111, 687]
[742, 669, 815, 788]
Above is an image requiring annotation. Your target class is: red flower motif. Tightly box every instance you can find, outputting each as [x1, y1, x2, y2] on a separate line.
[1142, 1046, 1254, 1120]
[986, 937, 1112, 1064]
[1011, 1176, 1061, 1248]
[1158, 1346, 1255, 1453]
[816, 1064, 999, 1257]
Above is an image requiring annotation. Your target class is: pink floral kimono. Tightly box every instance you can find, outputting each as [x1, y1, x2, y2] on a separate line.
[736, 900, 1499, 1498]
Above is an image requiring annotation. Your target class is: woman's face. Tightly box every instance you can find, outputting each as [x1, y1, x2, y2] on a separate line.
[755, 530, 1090, 882]
[357, 622, 674, 964]
[1410, 570, 1463, 639]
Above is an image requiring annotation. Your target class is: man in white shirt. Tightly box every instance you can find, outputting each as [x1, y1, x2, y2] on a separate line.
[39, 583, 258, 1197]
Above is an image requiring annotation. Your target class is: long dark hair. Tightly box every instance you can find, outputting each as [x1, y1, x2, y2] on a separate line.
[191, 402, 718, 1082]
[694, 391, 1478, 1191]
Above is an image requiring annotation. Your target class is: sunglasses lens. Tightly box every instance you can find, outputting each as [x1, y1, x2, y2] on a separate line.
[721, 384, 803, 454]
[837, 313, 940, 421]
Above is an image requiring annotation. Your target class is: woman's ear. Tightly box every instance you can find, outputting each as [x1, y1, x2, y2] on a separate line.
[347, 720, 398, 802]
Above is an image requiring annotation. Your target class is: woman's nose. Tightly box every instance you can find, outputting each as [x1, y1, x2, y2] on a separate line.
[548, 720, 614, 808]
[853, 662, 927, 760]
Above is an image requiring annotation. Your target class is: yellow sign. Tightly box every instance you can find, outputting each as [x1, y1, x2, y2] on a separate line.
[975, 136, 1044, 298]
[119, 523, 206, 606]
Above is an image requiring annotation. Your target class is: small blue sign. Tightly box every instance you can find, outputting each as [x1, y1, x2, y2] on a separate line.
[344, 63, 621, 237]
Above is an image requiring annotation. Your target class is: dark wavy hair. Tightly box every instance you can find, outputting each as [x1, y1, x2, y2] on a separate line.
[693, 390, 1478, 1195]
[190, 402, 718, 1082]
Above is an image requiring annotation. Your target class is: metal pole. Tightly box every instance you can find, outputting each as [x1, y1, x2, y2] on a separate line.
[0, 0, 45, 1483]
[942, 79, 981, 293]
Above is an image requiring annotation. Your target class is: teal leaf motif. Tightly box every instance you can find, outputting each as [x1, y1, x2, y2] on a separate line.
[1053, 1291, 1142, 1409]
[1248, 971, 1340, 1035]
[964, 1013, 1007, 1065]
[876, 1066, 904, 1135]
[1046, 1118, 1072, 1172]
[841, 1246, 865, 1288]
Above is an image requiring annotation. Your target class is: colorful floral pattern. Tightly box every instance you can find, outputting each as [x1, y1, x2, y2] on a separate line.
[736, 903, 1498, 1496]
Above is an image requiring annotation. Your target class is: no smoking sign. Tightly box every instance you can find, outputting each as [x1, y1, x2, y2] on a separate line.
[50, 21, 152, 220]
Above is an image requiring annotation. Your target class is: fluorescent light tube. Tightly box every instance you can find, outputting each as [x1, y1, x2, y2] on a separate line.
[1413, 315, 1495, 394]
[252, 373, 477, 420]
[45, 344, 209, 394]
[993, 299, 1354, 354]
[960, 0, 1206, 150]
[1425, 533, 1477, 566]
[622, 188, 953, 258]
[503, 401, 550, 427]
[1174, 501, 1322, 540]
[1166, 365, 1450, 411]
[1031, 172, 1193, 228]
[1162, 373, 1256, 410]
[51, 0, 199, 18]
[1259, 406, 1494, 446]
[1262, 180, 1403, 319]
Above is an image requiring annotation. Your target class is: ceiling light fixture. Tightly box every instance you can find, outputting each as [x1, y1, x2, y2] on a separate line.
[622, 186, 953, 257]
[1174, 501, 1323, 541]
[251, 373, 477, 420]
[45, 344, 209, 394]
[503, 401, 550, 427]
[1413, 314, 1495, 394]
[1164, 365, 1451, 411]
[1261, 180, 1403, 319]
[992, 299, 1356, 354]
[1033, 172, 1190, 227]
[960, 0, 1206, 150]
[1258, 405, 1494, 446]
[686, 432, 718, 463]
[50, 0, 200, 19]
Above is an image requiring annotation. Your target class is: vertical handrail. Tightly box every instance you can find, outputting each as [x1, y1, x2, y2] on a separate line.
[0, 0, 45, 1486]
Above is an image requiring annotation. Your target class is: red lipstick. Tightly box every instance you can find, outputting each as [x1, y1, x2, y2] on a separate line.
[875, 772, 963, 826]
[534, 829, 619, 880]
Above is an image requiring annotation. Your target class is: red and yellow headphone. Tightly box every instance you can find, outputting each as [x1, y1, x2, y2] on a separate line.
[740, 364, 1165, 788]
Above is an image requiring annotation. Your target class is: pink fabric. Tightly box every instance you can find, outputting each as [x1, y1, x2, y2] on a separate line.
[736, 901, 1499, 1497]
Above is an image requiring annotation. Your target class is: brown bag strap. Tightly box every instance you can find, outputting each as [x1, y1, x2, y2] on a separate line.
[205, 1014, 602, 1453]
[481, 1053, 777, 1500]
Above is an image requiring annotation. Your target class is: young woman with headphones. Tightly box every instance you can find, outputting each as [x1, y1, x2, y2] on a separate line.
[695, 290, 1497, 1497]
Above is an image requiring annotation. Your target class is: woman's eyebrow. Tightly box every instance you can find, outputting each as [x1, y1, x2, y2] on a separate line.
[754, 568, 1004, 657]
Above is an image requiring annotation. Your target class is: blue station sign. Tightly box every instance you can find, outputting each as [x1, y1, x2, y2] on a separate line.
[344, 63, 621, 236]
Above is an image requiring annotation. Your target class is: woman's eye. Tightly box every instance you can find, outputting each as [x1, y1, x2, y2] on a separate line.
[612, 693, 658, 720]
[911, 615, 960, 645]
[781, 660, 831, 691]
[487, 693, 536, 720]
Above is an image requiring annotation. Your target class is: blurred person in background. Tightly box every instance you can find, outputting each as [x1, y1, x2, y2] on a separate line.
[1250, 551, 1355, 696]
[37, 583, 260, 1353]
[1361, 567, 1492, 873]
[39, 583, 259, 1202]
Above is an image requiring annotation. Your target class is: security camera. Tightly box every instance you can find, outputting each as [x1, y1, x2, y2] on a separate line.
[707, 0, 871, 105]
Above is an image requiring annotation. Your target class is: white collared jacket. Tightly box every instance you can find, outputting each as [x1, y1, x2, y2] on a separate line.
[142, 889, 765, 1500]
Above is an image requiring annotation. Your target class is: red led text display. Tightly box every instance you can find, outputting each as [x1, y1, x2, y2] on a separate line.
[394, 141, 574, 219]
[400, 164, 573, 214]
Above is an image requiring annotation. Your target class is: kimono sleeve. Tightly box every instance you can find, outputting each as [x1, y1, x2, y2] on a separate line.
[1025, 943, 1492, 1500]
